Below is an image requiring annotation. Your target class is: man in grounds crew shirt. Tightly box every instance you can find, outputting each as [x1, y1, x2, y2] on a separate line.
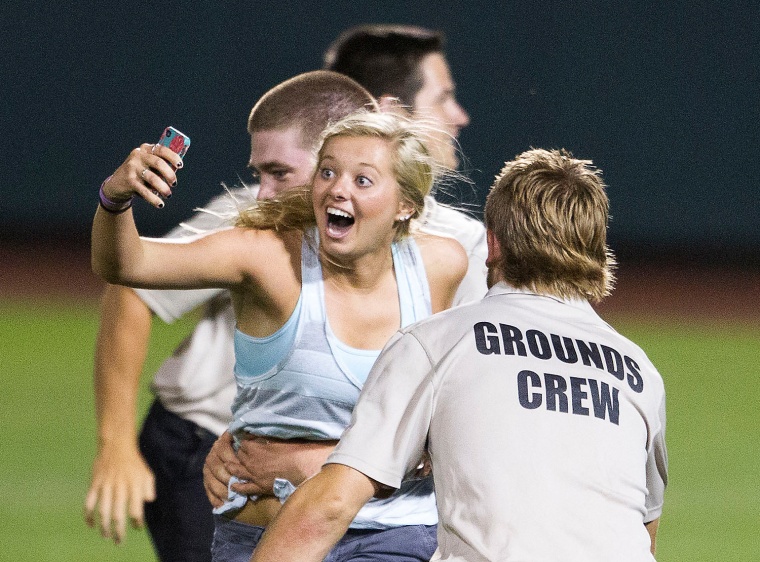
[248, 148, 668, 562]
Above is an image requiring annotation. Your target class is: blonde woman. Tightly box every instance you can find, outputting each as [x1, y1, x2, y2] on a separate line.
[92, 111, 467, 561]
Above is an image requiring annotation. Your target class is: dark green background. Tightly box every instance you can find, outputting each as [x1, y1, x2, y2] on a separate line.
[3, 1, 757, 265]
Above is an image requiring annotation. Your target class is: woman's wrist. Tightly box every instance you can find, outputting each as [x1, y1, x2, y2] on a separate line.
[98, 176, 134, 214]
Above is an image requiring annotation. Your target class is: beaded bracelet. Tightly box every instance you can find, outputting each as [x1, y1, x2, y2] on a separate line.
[98, 176, 134, 214]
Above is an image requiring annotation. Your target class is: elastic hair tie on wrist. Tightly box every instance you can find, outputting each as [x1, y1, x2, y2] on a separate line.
[98, 176, 134, 214]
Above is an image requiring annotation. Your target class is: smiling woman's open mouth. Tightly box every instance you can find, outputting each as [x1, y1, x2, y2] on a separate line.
[326, 207, 355, 237]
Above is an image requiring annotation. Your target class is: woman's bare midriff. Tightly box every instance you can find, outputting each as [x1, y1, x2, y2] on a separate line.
[231, 435, 339, 527]
[233, 496, 283, 526]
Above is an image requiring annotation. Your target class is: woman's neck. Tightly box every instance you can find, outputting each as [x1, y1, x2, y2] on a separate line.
[319, 245, 395, 292]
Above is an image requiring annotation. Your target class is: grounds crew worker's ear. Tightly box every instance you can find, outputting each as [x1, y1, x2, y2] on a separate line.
[485, 229, 502, 269]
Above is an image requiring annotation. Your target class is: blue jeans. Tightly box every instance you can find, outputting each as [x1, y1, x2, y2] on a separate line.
[139, 399, 218, 562]
[212, 516, 437, 562]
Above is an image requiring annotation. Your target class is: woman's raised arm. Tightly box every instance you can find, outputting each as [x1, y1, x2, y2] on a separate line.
[91, 142, 270, 291]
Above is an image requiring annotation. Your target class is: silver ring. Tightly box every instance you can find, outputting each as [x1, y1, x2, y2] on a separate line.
[140, 168, 149, 181]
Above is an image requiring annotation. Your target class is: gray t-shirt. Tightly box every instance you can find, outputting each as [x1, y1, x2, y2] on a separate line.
[328, 283, 667, 562]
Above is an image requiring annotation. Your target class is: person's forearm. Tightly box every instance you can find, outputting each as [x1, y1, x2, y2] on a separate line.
[250, 465, 376, 562]
[84, 284, 156, 542]
[92, 205, 145, 285]
[645, 518, 659, 555]
[250, 490, 350, 562]
[94, 285, 152, 446]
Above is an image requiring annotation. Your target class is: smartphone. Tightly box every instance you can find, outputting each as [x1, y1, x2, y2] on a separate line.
[158, 126, 191, 158]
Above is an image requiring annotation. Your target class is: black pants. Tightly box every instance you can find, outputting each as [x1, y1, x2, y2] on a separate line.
[139, 400, 218, 562]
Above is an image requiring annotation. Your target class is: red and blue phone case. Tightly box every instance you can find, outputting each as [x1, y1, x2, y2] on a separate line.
[158, 126, 191, 158]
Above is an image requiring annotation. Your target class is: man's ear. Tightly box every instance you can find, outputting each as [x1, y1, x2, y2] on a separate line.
[486, 228, 502, 267]
[378, 95, 409, 116]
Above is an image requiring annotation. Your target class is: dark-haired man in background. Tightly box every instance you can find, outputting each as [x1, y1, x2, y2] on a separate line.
[324, 24, 470, 171]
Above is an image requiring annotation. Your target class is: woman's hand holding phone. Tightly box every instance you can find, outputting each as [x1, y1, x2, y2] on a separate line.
[100, 126, 191, 211]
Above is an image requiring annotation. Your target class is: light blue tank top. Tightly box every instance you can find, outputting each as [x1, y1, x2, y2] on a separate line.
[230, 229, 431, 439]
[227, 229, 437, 528]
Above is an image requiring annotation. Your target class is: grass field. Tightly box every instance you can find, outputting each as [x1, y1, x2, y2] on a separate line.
[0, 297, 757, 560]
[0, 298, 195, 561]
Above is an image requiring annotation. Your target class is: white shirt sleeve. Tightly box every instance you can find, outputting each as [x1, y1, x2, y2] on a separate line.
[327, 330, 434, 489]
[644, 393, 668, 522]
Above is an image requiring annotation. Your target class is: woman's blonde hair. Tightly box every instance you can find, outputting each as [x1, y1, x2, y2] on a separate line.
[485, 148, 616, 302]
[237, 111, 442, 240]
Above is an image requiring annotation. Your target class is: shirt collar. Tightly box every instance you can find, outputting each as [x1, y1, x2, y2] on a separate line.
[485, 281, 596, 315]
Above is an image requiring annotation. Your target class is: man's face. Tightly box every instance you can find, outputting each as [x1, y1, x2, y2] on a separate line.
[248, 127, 316, 200]
[412, 52, 470, 169]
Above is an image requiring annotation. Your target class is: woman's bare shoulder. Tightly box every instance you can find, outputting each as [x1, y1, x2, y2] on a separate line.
[413, 232, 468, 282]
[414, 231, 467, 259]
